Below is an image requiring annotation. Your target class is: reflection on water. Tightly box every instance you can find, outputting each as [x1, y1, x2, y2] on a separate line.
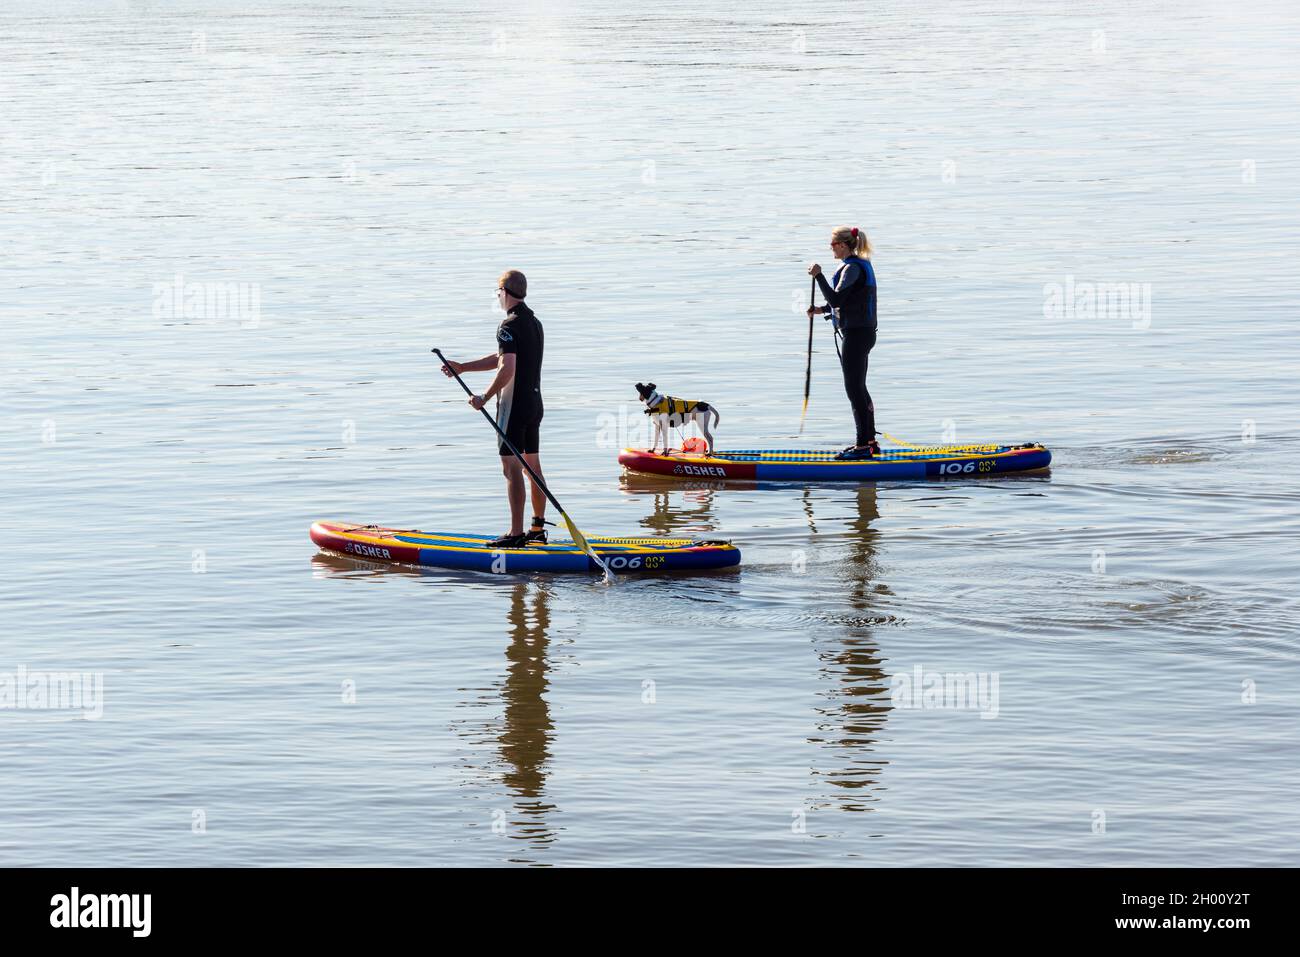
[808, 486, 893, 813]
[800, 486, 820, 534]
[310, 553, 560, 861]
[310, 551, 413, 579]
[618, 472, 725, 538]
[496, 581, 558, 858]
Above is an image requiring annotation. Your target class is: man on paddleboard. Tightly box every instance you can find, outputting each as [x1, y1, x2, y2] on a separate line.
[440, 270, 549, 548]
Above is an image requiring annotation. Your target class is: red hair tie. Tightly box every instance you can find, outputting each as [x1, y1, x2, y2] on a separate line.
[851, 227, 858, 238]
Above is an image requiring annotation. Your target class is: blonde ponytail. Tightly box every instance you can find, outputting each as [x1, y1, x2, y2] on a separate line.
[832, 225, 872, 259]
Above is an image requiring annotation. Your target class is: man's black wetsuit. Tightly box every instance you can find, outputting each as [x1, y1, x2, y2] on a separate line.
[495, 301, 544, 455]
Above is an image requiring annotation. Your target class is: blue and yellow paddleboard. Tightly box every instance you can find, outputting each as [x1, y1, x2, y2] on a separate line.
[618, 442, 1051, 482]
[309, 522, 740, 574]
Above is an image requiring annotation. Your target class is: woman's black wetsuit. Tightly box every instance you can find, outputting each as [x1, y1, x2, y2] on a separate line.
[815, 256, 878, 446]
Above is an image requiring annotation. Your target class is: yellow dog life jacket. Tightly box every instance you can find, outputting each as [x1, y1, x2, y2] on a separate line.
[644, 396, 707, 416]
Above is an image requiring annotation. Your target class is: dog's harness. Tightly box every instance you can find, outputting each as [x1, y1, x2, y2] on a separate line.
[644, 395, 706, 416]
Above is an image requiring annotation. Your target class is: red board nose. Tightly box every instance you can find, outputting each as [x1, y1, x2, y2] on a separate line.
[309, 522, 422, 564]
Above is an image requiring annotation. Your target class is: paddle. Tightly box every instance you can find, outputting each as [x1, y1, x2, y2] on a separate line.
[800, 277, 814, 433]
[431, 347, 614, 583]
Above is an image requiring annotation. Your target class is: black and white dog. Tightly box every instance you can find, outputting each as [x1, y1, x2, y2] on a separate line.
[635, 382, 720, 455]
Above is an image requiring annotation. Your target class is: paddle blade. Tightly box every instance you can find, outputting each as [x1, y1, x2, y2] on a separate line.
[800, 303, 813, 435]
[562, 513, 615, 583]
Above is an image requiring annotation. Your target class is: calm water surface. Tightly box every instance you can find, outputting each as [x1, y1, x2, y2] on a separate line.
[2, 0, 1298, 865]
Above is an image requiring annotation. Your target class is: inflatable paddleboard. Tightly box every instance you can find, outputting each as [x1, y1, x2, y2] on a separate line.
[618, 442, 1051, 482]
[309, 521, 740, 574]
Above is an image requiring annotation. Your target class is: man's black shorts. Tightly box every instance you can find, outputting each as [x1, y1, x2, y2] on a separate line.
[498, 403, 542, 456]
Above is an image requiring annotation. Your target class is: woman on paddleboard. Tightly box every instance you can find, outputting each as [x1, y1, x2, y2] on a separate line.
[808, 225, 879, 460]
[440, 269, 550, 548]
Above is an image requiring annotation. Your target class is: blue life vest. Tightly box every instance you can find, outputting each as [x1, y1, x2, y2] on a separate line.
[828, 257, 877, 330]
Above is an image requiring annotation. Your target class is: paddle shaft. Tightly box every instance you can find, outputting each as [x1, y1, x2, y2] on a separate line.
[799, 279, 815, 433]
[803, 278, 814, 404]
[431, 348, 566, 515]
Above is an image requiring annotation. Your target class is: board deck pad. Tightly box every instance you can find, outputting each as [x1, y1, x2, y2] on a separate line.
[617, 443, 1051, 481]
[309, 522, 740, 574]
